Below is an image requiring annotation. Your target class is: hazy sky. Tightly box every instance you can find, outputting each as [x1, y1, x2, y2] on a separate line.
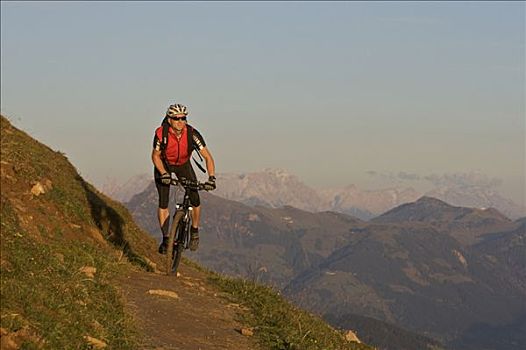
[1, 1, 524, 205]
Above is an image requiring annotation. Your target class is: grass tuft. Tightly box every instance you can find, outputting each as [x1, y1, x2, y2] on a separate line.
[209, 272, 374, 350]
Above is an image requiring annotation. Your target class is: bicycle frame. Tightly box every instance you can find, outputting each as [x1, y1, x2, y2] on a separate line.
[173, 190, 193, 249]
[166, 174, 207, 275]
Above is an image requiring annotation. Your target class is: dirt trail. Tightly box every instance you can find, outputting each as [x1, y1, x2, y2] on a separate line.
[117, 262, 259, 350]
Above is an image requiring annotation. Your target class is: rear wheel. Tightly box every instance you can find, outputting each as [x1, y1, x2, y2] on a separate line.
[166, 210, 185, 275]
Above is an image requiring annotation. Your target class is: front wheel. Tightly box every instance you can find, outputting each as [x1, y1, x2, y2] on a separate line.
[172, 242, 184, 276]
[165, 210, 185, 275]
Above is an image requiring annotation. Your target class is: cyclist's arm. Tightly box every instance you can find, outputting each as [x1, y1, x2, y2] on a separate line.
[200, 147, 215, 177]
[192, 128, 215, 177]
[152, 149, 168, 175]
[152, 133, 167, 174]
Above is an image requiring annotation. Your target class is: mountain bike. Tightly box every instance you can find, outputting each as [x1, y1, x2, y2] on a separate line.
[165, 175, 208, 276]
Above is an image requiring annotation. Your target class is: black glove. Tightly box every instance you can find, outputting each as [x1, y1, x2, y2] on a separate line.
[160, 172, 171, 185]
[204, 175, 216, 191]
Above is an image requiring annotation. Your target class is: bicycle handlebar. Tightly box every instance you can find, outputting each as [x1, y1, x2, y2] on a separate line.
[169, 176, 208, 191]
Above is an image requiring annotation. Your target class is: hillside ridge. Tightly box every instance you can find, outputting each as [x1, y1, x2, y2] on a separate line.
[0, 115, 372, 350]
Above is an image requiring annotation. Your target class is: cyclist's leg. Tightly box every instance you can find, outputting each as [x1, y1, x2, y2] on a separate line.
[174, 161, 201, 250]
[154, 167, 171, 253]
[192, 205, 201, 229]
[173, 161, 201, 226]
[158, 208, 169, 235]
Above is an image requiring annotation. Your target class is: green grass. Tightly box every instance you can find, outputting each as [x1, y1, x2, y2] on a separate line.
[46, 186, 90, 224]
[1, 198, 139, 349]
[1, 115, 154, 348]
[208, 272, 374, 350]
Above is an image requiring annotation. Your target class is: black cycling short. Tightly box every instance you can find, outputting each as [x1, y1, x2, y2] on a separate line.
[154, 161, 200, 209]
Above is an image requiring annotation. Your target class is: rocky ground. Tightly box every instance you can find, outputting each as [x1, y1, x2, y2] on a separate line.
[117, 263, 260, 350]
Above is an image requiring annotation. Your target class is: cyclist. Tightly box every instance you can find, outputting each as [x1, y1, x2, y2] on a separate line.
[152, 103, 216, 254]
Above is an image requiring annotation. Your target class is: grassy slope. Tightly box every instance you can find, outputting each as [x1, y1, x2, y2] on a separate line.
[1, 115, 374, 349]
[1, 115, 162, 348]
[208, 270, 374, 350]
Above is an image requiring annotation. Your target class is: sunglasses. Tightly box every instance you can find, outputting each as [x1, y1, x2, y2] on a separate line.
[168, 116, 187, 121]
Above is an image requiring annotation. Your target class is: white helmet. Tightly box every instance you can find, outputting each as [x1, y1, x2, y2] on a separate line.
[166, 103, 188, 117]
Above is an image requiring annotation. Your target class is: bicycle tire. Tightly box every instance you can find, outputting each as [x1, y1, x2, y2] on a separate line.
[166, 210, 185, 275]
[172, 239, 184, 276]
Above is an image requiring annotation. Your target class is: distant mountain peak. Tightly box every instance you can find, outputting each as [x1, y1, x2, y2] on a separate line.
[372, 196, 468, 226]
[374, 196, 457, 223]
[372, 195, 515, 245]
[262, 167, 292, 176]
[415, 196, 454, 207]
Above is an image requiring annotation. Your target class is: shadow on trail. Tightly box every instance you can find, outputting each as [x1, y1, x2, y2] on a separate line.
[78, 176, 152, 271]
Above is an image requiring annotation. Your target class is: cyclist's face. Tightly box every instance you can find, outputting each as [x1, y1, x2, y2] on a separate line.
[169, 114, 187, 131]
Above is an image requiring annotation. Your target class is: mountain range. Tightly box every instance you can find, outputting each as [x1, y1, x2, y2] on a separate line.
[126, 181, 526, 350]
[100, 173, 151, 203]
[103, 168, 525, 220]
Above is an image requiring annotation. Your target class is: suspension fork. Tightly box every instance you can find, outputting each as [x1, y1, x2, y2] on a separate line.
[179, 191, 193, 245]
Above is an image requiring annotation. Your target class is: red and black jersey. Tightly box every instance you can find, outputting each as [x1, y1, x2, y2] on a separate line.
[153, 125, 206, 166]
